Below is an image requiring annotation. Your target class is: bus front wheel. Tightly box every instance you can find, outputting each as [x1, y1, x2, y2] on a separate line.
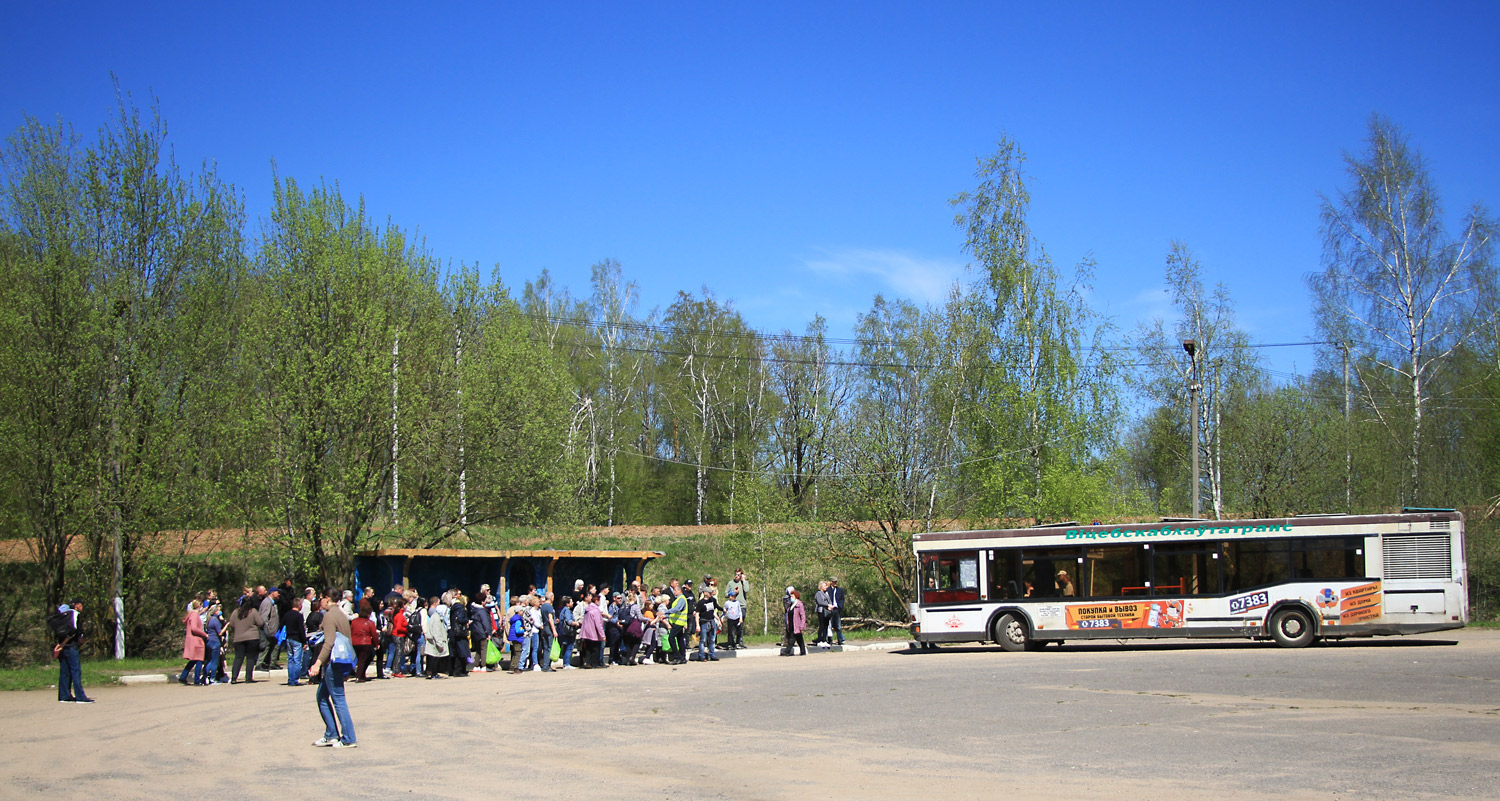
[1270, 607, 1316, 648]
[995, 613, 1030, 652]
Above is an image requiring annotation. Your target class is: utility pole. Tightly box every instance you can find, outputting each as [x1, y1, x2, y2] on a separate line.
[391, 334, 400, 534]
[1184, 340, 1200, 518]
[456, 324, 467, 534]
[1340, 340, 1351, 513]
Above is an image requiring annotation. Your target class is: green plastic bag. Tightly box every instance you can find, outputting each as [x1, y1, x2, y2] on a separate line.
[549, 638, 560, 663]
[485, 639, 502, 666]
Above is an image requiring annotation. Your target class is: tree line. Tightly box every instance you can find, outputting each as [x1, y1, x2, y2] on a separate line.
[2, 97, 1497, 657]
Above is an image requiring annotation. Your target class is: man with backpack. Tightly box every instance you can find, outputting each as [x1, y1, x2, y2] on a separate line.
[50, 600, 94, 703]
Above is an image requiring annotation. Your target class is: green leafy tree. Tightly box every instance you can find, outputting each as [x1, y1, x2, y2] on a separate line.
[951, 135, 1120, 522]
[251, 175, 430, 588]
[0, 119, 102, 613]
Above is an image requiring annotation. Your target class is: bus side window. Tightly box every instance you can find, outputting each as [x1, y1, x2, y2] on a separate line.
[1152, 543, 1219, 595]
[1086, 545, 1146, 597]
[989, 550, 1019, 599]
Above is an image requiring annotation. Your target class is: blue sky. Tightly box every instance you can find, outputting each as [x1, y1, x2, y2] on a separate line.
[4, 3, 1498, 381]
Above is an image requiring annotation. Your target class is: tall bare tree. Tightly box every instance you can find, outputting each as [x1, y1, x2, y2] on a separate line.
[1311, 115, 1496, 504]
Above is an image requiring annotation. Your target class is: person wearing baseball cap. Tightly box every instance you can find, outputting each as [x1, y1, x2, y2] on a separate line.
[53, 599, 93, 703]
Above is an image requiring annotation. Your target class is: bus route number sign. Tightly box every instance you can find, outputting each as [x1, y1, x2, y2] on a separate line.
[1229, 591, 1269, 615]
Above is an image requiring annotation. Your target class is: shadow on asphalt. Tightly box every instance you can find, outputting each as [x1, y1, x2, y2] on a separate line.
[891, 637, 1460, 655]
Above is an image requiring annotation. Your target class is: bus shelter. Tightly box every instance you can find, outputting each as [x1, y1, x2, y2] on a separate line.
[353, 548, 663, 603]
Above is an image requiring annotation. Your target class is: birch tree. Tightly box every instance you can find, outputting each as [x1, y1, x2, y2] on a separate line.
[1134, 243, 1258, 519]
[1311, 114, 1496, 504]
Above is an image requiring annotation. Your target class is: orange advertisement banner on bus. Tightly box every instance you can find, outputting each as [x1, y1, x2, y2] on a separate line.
[1065, 600, 1184, 630]
[1337, 579, 1381, 623]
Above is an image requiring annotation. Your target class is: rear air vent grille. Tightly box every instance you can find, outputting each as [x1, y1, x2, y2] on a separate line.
[1383, 534, 1451, 580]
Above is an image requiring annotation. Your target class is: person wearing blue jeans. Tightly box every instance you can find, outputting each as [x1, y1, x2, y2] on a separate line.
[695, 587, 721, 662]
[203, 604, 224, 683]
[286, 640, 305, 686]
[53, 600, 93, 703]
[558, 597, 578, 669]
[524, 627, 539, 671]
[308, 595, 356, 748]
[282, 603, 308, 686]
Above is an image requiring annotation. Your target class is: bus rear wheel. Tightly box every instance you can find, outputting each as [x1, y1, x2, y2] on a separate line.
[994, 613, 1030, 652]
[1270, 607, 1316, 648]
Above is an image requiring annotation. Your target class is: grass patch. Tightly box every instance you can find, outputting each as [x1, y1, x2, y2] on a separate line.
[1465, 619, 1500, 629]
[0, 656, 184, 692]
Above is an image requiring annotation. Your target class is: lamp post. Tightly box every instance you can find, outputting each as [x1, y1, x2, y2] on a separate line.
[1183, 340, 1200, 518]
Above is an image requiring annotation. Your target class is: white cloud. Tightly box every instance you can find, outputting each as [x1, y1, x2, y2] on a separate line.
[1119, 283, 1176, 330]
[800, 247, 965, 306]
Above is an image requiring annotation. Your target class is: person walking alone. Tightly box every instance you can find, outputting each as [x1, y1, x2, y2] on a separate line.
[309, 592, 357, 748]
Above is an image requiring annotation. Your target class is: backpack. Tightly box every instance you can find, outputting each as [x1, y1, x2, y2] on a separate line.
[47, 610, 72, 638]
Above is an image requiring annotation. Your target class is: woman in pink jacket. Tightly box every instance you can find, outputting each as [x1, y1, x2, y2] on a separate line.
[178, 600, 209, 685]
[578, 592, 606, 669]
[787, 589, 808, 656]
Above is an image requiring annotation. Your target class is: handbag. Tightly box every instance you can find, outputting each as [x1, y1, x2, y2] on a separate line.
[485, 639, 502, 666]
[330, 631, 357, 671]
[626, 618, 644, 639]
[549, 638, 561, 662]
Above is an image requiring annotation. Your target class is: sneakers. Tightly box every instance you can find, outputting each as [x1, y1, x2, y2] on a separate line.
[72, 698, 95, 704]
[312, 737, 336, 747]
[331, 741, 358, 749]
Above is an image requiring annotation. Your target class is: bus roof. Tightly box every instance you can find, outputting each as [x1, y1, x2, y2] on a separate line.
[912, 510, 1462, 548]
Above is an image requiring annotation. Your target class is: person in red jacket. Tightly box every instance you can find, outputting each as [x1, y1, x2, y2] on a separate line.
[351, 599, 377, 682]
[389, 600, 409, 677]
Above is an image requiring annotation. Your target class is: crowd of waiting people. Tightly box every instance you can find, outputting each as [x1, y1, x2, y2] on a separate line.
[175, 568, 853, 685]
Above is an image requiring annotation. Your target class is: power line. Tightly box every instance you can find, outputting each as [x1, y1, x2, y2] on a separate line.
[521, 310, 1337, 354]
[615, 434, 1075, 480]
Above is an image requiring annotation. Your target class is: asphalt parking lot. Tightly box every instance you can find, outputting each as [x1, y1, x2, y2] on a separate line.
[3, 630, 1496, 800]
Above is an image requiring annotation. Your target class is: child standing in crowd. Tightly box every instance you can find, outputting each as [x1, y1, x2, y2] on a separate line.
[283, 599, 307, 686]
[724, 588, 744, 650]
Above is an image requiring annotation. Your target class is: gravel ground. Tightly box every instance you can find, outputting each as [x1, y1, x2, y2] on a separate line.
[3, 630, 1496, 800]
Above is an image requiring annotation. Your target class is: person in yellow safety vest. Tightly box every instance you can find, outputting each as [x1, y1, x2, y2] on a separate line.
[666, 590, 690, 665]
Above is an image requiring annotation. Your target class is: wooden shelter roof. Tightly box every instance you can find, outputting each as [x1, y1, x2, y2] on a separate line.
[359, 548, 663, 559]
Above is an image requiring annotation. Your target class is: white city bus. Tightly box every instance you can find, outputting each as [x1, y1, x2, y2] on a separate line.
[909, 510, 1467, 650]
